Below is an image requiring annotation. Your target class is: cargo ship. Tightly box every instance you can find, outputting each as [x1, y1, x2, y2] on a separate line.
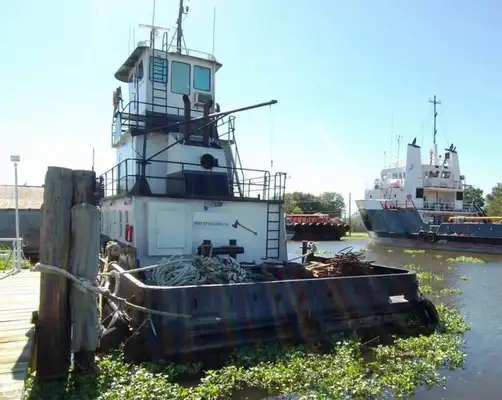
[356, 96, 490, 253]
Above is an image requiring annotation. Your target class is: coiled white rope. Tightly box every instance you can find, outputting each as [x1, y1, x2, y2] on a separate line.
[146, 254, 250, 286]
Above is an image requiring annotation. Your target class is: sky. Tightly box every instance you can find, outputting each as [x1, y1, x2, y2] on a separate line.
[1, 0, 501, 212]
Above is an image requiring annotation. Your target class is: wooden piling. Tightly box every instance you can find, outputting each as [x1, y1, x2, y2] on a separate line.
[69, 204, 100, 371]
[70, 170, 99, 372]
[36, 167, 74, 380]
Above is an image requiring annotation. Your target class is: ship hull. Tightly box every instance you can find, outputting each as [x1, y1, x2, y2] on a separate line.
[357, 199, 502, 255]
[286, 224, 348, 241]
[368, 231, 502, 255]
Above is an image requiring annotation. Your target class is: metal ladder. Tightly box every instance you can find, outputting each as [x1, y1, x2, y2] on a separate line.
[149, 33, 170, 115]
[265, 202, 281, 259]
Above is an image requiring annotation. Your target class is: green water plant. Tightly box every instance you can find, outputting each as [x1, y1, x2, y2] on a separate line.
[446, 256, 485, 264]
[403, 249, 426, 255]
[23, 303, 470, 400]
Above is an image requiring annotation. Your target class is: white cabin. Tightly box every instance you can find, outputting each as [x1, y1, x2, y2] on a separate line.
[364, 140, 479, 223]
[100, 21, 287, 267]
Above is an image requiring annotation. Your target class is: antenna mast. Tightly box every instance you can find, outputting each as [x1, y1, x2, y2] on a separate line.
[429, 95, 441, 165]
[176, 0, 188, 53]
[396, 134, 403, 166]
[138, 0, 169, 49]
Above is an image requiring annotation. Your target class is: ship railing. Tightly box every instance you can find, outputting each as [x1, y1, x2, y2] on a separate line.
[111, 100, 232, 146]
[133, 37, 218, 63]
[98, 158, 287, 202]
[112, 100, 212, 145]
[380, 200, 417, 210]
[423, 178, 462, 189]
[422, 201, 478, 212]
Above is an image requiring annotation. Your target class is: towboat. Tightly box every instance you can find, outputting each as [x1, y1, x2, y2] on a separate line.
[97, 2, 439, 363]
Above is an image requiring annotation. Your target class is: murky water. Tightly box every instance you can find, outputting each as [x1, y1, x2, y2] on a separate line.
[239, 238, 502, 399]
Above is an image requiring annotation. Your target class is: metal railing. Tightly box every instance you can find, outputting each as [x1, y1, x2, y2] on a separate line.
[98, 158, 287, 202]
[0, 238, 24, 274]
[111, 100, 216, 145]
[136, 36, 217, 62]
[380, 200, 417, 210]
[422, 201, 477, 212]
[423, 178, 462, 189]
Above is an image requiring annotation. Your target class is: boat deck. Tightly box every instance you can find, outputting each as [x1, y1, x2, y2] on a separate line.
[0, 271, 40, 400]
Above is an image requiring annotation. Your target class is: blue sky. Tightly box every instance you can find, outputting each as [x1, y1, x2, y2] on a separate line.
[0, 0, 500, 211]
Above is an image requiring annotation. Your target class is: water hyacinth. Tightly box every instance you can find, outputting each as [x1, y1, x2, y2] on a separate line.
[23, 268, 470, 400]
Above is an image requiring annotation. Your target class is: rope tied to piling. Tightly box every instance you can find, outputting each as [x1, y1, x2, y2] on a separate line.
[34, 242, 253, 339]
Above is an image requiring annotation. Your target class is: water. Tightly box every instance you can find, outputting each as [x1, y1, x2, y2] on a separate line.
[244, 238, 502, 399]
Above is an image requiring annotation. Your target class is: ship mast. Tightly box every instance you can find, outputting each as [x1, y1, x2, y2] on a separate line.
[429, 95, 441, 165]
[175, 0, 188, 53]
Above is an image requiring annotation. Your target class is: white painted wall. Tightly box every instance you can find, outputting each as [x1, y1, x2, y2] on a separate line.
[100, 196, 287, 266]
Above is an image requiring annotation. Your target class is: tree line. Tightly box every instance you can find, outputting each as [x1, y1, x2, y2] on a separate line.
[464, 184, 502, 216]
[284, 191, 346, 217]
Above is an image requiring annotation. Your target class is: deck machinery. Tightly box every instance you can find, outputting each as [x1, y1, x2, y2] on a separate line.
[97, 2, 439, 362]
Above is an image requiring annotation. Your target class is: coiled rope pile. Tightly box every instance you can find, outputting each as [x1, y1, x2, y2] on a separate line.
[147, 253, 251, 286]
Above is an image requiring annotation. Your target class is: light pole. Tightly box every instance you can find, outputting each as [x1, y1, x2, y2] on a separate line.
[10, 155, 21, 272]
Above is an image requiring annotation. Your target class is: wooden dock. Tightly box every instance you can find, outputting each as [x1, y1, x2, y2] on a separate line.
[0, 271, 40, 400]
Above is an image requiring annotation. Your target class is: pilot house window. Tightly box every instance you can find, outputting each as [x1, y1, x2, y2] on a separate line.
[194, 66, 211, 91]
[136, 60, 144, 81]
[171, 61, 191, 95]
[150, 57, 167, 83]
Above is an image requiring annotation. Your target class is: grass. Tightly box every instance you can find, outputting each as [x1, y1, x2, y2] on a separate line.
[23, 260, 470, 400]
[343, 231, 369, 239]
[0, 245, 32, 272]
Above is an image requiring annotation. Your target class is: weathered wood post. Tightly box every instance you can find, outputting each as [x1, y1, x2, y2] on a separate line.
[36, 167, 74, 380]
[70, 170, 100, 371]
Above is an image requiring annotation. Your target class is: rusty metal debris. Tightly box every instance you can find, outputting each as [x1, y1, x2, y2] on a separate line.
[305, 247, 376, 278]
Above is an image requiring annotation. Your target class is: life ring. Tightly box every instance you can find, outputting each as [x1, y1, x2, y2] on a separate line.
[427, 232, 436, 243]
[418, 230, 426, 241]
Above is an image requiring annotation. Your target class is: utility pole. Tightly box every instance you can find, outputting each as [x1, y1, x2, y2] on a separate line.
[429, 95, 441, 165]
[10, 155, 21, 272]
[348, 193, 352, 237]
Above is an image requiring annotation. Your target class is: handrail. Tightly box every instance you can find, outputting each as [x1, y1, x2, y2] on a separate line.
[98, 158, 286, 201]
[0, 237, 24, 273]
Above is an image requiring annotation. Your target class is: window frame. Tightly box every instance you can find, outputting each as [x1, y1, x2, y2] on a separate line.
[193, 65, 212, 92]
[149, 56, 168, 84]
[136, 60, 144, 82]
[170, 61, 191, 95]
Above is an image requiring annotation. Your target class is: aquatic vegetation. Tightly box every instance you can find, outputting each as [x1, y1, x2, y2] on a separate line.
[439, 288, 462, 295]
[404, 249, 426, 255]
[459, 275, 468, 281]
[23, 257, 470, 400]
[294, 248, 332, 255]
[446, 256, 485, 264]
[404, 263, 420, 271]
[24, 303, 470, 400]
[417, 272, 444, 282]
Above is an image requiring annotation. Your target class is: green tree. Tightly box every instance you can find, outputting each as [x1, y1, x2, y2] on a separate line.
[464, 186, 485, 209]
[485, 183, 502, 216]
[283, 191, 346, 217]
